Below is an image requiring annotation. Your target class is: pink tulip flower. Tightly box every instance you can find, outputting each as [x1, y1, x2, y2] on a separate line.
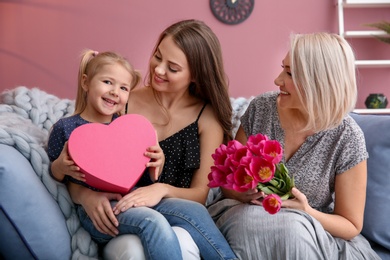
[232, 165, 257, 192]
[262, 140, 283, 164]
[263, 194, 282, 214]
[249, 156, 275, 183]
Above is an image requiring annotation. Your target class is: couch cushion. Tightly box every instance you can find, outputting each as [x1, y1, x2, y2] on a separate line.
[350, 113, 390, 252]
[0, 144, 71, 259]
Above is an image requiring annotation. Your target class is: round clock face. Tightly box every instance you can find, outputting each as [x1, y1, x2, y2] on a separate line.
[210, 0, 254, 25]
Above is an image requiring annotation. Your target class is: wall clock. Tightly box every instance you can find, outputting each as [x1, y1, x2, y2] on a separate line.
[210, 0, 254, 25]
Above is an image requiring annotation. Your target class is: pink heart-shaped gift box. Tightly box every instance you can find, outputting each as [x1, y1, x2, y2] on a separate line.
[68, 114, 157, 194]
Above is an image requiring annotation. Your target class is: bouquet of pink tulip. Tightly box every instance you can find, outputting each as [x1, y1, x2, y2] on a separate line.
[207, 133, 295, 214]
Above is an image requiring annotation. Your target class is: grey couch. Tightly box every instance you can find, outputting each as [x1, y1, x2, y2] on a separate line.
[0, 87, 389, 259]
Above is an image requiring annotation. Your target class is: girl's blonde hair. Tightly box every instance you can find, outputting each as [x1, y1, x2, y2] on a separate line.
[74, 49, 141, 115]
[290, 32, 357, 132]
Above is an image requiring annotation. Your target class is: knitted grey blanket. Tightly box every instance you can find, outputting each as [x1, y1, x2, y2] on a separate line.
[0, 86, 98, 259]
[0, 86, 253, 259]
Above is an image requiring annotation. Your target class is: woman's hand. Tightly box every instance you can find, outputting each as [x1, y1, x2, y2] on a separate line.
[51, 142, 85, 182]
[222, 187, 264, 203]
[113, 183, 169, 214]
[145, 144, 165, 182]
[80, 190, 123, 237]
[282, 187, 311, 212]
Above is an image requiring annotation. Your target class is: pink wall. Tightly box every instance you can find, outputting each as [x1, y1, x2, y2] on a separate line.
[1, 0, 389, 108]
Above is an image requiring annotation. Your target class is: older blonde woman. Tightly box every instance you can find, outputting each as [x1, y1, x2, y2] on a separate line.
[209, 32, 381, 260]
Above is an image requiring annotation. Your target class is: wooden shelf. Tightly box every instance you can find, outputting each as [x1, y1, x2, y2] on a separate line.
[353, 108, 390, 114]
[344, 30, 387, 38]
[338, 1, 390, 68]
[345, 0, 390, 2]
[343, 0, 390, 8]
[355, 60, 390, 68]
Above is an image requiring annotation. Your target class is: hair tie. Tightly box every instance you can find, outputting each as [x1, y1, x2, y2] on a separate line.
[93, 51, 99, 57]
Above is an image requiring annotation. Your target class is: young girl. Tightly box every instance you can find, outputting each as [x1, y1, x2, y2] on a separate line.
[48, 50, 163, 184]
[47, 50, 173, 258]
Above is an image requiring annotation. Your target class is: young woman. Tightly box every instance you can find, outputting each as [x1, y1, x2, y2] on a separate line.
[54, 20, 237, 260]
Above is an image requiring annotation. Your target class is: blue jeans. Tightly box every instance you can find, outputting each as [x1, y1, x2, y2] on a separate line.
[78, 198, 237, 260]
[77, 201, 182, 260]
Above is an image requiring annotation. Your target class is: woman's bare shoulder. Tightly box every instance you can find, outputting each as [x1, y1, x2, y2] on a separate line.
[198, 104, 223, 131]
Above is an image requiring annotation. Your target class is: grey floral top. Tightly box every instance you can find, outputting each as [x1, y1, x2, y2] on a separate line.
[241, 92, 368, 213]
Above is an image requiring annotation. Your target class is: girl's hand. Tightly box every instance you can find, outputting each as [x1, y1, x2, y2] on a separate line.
[144, 144, 165, 182]
[113, 183, 168, 214]
[81, 190, 122, 237]
[52, 142, 86, 182]
[282, 187, 311, 212]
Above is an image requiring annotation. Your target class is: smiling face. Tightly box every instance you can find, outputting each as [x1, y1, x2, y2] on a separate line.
[274, 52, 303, 110]
[149, 35, 192, 95]
[81, 63, 132, 123]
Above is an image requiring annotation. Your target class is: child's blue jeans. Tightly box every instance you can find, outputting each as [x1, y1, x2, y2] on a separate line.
[78, 198, 237, 260]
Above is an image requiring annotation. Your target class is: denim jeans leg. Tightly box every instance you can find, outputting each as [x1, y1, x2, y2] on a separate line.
[153, 198, 238, 260]
[77, 203, 182, 260]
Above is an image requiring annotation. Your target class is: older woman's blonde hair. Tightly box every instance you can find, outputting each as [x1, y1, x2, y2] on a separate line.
[290, 32, 357, 132]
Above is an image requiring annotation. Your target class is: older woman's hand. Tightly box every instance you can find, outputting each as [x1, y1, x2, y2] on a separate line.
[281, 187, 311, 212]
[221, 187, 265, 203]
